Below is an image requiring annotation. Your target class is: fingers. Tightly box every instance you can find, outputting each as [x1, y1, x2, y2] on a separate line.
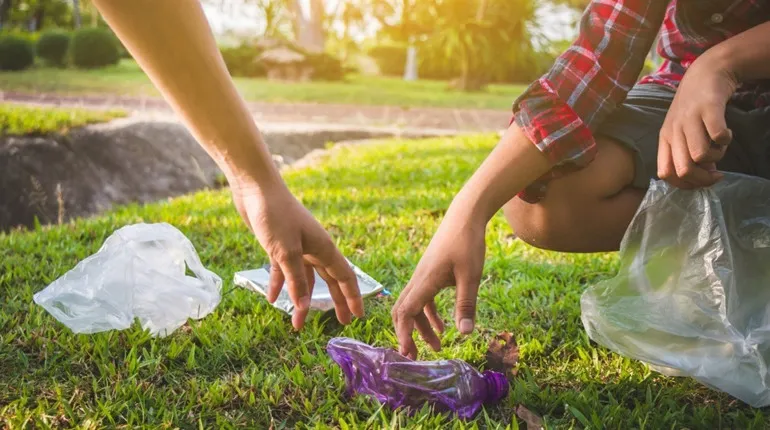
[659, 128, 694, 189]
[684, 122, 722, 166]
[392, 296, 418, 359]
[306, 232, 363, 319]
[702, 108, 733, 147]
[455, 268, 481, 335]
[671, 128, 716, 187]
[278, 251, 312, 330]
[315, 265, 352, 325]
[659, 106, 730, 189]
[393, 274, 447, 358]
[424, 300, 445, 334]
[414, 312, 441, 352]
[267, 259, 285, 303]
[323, 255, 363, 319]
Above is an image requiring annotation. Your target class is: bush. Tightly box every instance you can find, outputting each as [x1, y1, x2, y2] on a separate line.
[36, 30, 71, 67]
[0, 29, 40, 44]
[306, 52, 345, 81]
[369, 44, 406, 77]
[70, 28, 120, 69]
[220, 44, 265, 77]
[0, 35, 35, 71]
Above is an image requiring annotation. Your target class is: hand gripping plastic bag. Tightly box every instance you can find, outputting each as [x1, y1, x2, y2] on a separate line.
[581, 173, 770, 406]
[33, 223, 222, 337]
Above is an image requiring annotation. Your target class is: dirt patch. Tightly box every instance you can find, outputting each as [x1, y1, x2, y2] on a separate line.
[0, 118, 451, 231]
[2, 92, 511, 132]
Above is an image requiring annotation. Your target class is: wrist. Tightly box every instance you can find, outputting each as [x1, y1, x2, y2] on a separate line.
[698, 43, 740, 87]
[442, 190, 493, 233]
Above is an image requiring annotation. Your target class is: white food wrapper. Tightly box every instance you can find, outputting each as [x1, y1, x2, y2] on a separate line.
[234, 260, 385, 315]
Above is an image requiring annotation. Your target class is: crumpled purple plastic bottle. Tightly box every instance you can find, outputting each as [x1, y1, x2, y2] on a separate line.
[326, 337, 509, 419]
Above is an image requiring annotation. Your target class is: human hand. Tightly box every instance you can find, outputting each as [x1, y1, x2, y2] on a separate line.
[658, 53, 738, 189]
[391, 215, 486, 359]
[230, 182, 363, 330]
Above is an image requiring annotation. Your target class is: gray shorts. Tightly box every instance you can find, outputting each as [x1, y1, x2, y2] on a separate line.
[596, 83, 770, 189]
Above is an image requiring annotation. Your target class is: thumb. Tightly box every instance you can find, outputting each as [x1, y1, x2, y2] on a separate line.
[454, 269, 481, 335]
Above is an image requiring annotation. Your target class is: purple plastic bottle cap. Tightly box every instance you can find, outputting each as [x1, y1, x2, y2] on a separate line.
[482, 370, 509, 403]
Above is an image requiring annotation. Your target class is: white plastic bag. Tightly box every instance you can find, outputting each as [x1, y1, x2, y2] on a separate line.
[581, 173, 770, 407]
[34, 223, 222, 337]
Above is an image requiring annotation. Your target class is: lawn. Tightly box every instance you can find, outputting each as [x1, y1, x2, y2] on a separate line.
[0, 104, 126, 136]
[0, 60, 526, 110]
[1, 135, 766, 428]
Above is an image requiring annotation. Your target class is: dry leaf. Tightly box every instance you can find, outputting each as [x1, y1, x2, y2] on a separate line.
[485, 331, 519, 376]
[515, 405, 544, 430]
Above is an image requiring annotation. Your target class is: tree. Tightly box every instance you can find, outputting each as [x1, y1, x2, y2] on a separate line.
[414, 0, 536, 91]
[72, 0, 80, 28]
[551, 0, 590, 10]
[4, 0, 72, 30]
[287, 0, 324, 52]
[0, 0, 13, 28]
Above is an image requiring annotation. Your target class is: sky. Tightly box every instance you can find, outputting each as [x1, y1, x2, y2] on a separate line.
[201, 1, 580, 47]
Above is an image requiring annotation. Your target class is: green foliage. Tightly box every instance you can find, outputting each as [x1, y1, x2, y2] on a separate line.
[0, 104, 126, 136]
[3, 0, 73, 30]
[305, 52, 346, 81]
[220, 43, 266, 78]
[0, 35, 35, 71]
[1, 135, 768, 427]
[368, 44, 406, 76]
[36, 30, 70, 67]
[0, 60, 527, 109]
[70, 27, 120, 69]
[0, 29, 41, 44]
[551, 0, 591, 10]
[640, 58, 657, 80]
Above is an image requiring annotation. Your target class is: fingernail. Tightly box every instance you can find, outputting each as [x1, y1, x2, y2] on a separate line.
[299, 296, 310, 309]
[460, 318, 474, 334]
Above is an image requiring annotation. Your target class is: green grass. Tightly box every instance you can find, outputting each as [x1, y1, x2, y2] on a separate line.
[1, 135, 766, 428]
[0, 60, 526, 110]
[0, 103, 126, 136]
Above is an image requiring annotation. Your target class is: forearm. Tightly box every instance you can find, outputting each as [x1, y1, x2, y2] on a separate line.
[93, 0, 280, 188]
[445, 125, 551, 228]
[705, 21, 770, 82]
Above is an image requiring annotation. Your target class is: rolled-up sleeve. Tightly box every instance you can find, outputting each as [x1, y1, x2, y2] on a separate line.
[513, 0, 668, 170]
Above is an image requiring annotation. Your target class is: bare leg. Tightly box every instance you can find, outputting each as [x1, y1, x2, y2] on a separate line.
[504, 137, 645, 253]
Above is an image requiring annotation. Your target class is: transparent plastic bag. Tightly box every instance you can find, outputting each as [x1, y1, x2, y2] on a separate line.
[581, 173, 770, 407]
[33, 223, 222, 337]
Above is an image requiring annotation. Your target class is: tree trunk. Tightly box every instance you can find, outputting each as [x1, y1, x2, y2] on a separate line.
[452, 50, 485, 92]
[0, 0, 12, 29]
[91, 2, 99, 27]
[289, 0, 324, 53]
[34, 6, 44, 30]
[72, 0, 82, 28]
[476, 0, 488, 21]
[403, 41, 418, 81]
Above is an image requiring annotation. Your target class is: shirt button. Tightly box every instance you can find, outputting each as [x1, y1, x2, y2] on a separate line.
[711, 13, 724, 24]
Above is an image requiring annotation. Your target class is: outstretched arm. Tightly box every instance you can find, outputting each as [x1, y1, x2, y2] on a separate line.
[392, 0, 668, 358]
[93, 0, 363, 330]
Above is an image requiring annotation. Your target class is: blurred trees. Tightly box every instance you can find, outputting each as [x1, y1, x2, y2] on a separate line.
[0, 0, 577, 90]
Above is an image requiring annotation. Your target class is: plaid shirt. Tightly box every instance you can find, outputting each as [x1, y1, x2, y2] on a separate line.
[513, 0, 770, 203]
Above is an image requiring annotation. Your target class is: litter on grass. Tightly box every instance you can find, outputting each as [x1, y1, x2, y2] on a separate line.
[33, 223, 222, 337]
[234, 260, 384, 316]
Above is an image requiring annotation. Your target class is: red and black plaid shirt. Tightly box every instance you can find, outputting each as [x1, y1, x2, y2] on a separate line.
[513, 0, 770, 202]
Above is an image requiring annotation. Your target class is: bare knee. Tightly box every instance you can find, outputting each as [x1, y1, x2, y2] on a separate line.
[503, 195, 588, 252]
[503, 138, 643, 253]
